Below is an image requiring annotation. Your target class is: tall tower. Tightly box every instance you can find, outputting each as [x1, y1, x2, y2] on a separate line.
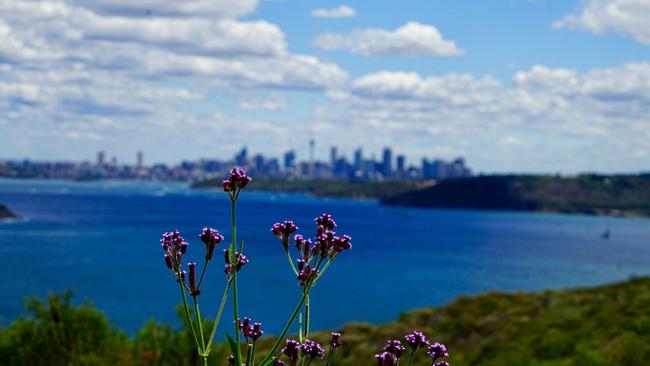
[137, 151, 143, 168]
[97, 151, 105, 166]
[309, 139, 315, 163]
[382, 147, 392, 178]
[330, 146, 337, 166]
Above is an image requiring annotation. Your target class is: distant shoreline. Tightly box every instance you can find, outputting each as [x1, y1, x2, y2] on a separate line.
[0, 204, 17, 219]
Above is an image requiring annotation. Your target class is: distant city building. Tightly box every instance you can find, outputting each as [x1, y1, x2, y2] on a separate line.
[1, 145, 472, 183]
[97, 151, 105, 166]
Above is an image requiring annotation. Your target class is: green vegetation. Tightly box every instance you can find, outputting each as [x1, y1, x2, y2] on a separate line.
[192, 178, 428, 200]
[3, 278, 650, 365]
[0, 203, 16, 219]
[382, 174, 650, 217]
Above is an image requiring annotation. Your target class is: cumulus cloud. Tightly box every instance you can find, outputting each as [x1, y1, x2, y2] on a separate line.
[314, 21, 464, 56]
[311, 5, 356, 18]
[554, 0, 650, 45]
[315, 63, 650, 172]
[239, 95, 288, 111]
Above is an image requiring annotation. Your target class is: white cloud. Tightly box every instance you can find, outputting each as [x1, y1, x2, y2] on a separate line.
[314, 21, 464, 56]
[239, 95, 288, 111]
[70, 0, 259, 18]
[554, 0, 650, 45]
[315, 63, 650, 172]
[311, 5, 356, 18]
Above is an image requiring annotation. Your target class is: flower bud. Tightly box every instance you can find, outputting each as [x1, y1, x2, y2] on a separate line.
[188, 262, 199, 296]
[164, 254, 173, 270]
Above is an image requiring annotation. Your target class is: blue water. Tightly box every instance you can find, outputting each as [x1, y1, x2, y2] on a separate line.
[1, 179, 649, 336]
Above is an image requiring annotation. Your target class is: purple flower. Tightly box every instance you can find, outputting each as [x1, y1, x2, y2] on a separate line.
[236, 252, 248, 271]
[164, 254, 173, 270]
[273, 359, 285, 366]
[427, 342, 449, 361]
[176, 270, 186, 284]
[246, 322, 264, 341]
[383, 340, 405, 358]
[227, 355, 235, 365]
[199, 227, 224, 260]
[374, 351, 398, 366]
[271, 220, 298, 250]
[434, 362, 450, 366]
[222, 179, 235, 192]
[188, 262, 199, 296]
[301, 339, 325, 359]
[315, 213, 337, 230]
[282, 339, 301, 365]
[222, 168, 252, 193]
[332, 235, 352, 254]
[238, 317, 251, 330]
[404, 331, 429, 351]
[330, 332, 342, 348]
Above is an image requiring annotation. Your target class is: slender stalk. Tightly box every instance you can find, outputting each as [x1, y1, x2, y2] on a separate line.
[230, 196, 242, 364]
[178, 275, 200, 349]
[245, 343, 254, 366]
[285, 249, 298, 275]
[304, 294, 311, 339]
[298, 313, 303, 343]
[197, 259, 209, 289]
[205, 281, 232, 352]
[258, 286, 313, 366]
[192, 295, 206, 351]
[406, 350, 415, 366]
[324, 347, 335, 366]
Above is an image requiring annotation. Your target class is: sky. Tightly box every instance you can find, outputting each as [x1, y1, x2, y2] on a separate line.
[0, 0, 649, 174]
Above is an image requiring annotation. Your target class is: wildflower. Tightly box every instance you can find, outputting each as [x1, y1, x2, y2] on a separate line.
[199, 227, 224, 260]
[427, 342, 449, 361]
[404, 331, 429, 351]
[294, 234, 304, 250]
[374, 351, 397, 366]
[434, 362, 450, 366]
[332, 235, 352, 254]
[271, 220, 298, 250]
[245, 322, 263, 341]
[383, 340, 405, 358]
[282, 339, 301, 366]
[164, 254, 173, 270]
[273, 359, 285, 366]
[229, 168, 252, 188]
[188, 262, 199, 296]
[236, 252, 248, 271]
[301, 339, 325, 360]
[315, 213, 336, 230]
[222, 179, 235, 192]
[330, 332, 342, 348]
[227, 355, 235, 365]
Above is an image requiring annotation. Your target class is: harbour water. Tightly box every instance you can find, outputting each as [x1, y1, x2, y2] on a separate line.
[1, 179, 649, 335]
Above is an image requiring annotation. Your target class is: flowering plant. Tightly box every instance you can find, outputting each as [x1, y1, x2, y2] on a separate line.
[160, 168, 449, 366]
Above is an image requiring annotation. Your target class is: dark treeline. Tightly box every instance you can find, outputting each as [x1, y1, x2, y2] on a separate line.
[2, 278, 650, 365]
[382, 174, 650, 217]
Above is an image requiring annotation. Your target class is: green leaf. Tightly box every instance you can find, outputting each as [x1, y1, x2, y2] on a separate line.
[226, 333, 242, 365]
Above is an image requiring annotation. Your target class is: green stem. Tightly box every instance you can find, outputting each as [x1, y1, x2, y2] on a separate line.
[178, 275, 200, 350]
[246, 343, 254, 366]
[230, 196, 242, 364]
[406, 350, 415, 366]
[258, 286, 313, 366]
[205, 281, 232, 352]
[193, 295, 206, 352]
[197, 259, 209, 289]
[324, 347, 335, 366]
[304, 294, 310, 339]
[285, 249, 298, 275]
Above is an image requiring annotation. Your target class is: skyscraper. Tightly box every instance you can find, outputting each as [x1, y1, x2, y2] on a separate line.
[330, 146, 337, 166]
[137, 151, 143, 168]
[396, 155, 405, 173]
[283, 150, 296, 169]
[97, 151, 105, 166]
[382, 147, 392, 177]
[353, 148, 363, 170]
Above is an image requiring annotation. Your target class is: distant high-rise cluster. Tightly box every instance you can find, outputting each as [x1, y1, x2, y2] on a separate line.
[0, 143, 472, 182]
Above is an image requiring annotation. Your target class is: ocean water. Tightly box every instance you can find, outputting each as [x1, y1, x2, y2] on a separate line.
[1, 178, 649, 335]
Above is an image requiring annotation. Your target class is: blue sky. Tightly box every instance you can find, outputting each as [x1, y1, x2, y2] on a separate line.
[0, 0, 649, 173]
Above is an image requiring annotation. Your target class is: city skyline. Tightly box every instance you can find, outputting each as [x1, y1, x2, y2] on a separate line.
[0, 1, 649, 173]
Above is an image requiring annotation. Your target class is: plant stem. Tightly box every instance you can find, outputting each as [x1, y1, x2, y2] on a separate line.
[285, 249, 298, 275]
[258, 286, 313, 366]
[193, 295, 206, 351]
[406, 350, 415, 366]
[197, 259, 209, 289]
[230, 196, 242, 364]
[304, 294, 310, 339]
[206, 281, 232, 352]
[178, 275, 200, 350]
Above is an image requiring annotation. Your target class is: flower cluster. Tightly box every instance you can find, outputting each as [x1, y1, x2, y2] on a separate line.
[224, 248, 248, 275]
[279, 338, 326, 366]
[160, 230, 189, 276]
[271, 220, 298, 250]
[272, 213, 352, 289]
[223, 167, 252, 193]
[375, 331, 450, 366]
[200, 227, 224, 260]
[238, 317, 264, 342]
